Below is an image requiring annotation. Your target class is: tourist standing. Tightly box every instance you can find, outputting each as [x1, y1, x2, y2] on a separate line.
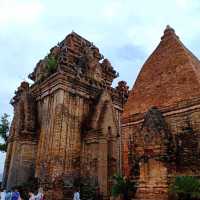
[35, 187, 44, 200]
[28, 191, 35, 200]
[73, 188, 80, 200]
[0, 188, 6, 200]
[11, 188, 20, 200]
[5, 191, 12, 200]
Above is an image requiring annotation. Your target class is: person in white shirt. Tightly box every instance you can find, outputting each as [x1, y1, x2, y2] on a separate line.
[28, 191, 35, 200]
[35, 187, 44, 200]
[73, 188, 80, 200]
[5, 190, 12, 200]
[0, 189, 6, 200]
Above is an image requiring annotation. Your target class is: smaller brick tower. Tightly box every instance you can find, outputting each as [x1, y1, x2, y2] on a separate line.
[122, 26, 200, 200]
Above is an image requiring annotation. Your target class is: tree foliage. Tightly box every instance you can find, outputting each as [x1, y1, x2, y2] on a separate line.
[170, 176, 200, 200]
[0, 113, 9, 152]
[46, 56, 58, 75]
[111, 174, 136, 200]
[74, 176, 98, 200]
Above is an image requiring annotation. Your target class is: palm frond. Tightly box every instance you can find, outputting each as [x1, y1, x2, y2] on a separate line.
[170, 176, 200, 199]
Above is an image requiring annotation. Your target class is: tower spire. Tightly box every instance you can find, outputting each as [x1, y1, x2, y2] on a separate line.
[161, 25, 179, 40]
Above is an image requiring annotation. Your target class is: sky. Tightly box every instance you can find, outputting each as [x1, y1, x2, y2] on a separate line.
[0, 0, 200, 173]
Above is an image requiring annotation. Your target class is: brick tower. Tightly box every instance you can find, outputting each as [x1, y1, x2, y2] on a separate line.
[3, 32, 128, 199]
[122, 26, 200, 200]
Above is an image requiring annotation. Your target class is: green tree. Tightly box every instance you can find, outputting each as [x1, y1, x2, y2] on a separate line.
[0, 113, 9, 152]
[46, 56, 58, 75]
[170, 176, 200, 200]
[111, 174, 136, 200]
[74, 176, 98, 200]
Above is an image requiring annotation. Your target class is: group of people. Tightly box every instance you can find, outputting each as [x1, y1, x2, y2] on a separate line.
[0, 187, 44, 200]
[0, 187, 101, 200]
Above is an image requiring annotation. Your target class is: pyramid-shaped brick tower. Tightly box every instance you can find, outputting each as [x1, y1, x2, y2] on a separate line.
[124, 25, 200, 117]
[122, 26, 200, 200]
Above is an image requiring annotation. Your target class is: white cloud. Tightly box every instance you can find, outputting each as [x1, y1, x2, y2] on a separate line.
[176, 0, 189, 8]
[0, 0, 43, 27]
[102, 0, 122, 18]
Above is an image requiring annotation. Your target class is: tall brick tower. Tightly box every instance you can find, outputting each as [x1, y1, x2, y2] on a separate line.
[122, 26, 200, 200]
[3, 32, 128, 199]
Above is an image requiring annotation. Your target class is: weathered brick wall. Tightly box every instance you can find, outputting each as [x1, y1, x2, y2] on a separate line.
[122, 100, 200, 200]
[165, 104, 200, 174]
[80, 91, 122, 197]
[35, 88, 90, 184]
[3, 82, 38, 189]
[33, 81, 123, 199]
[6, 140, 37, 189]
